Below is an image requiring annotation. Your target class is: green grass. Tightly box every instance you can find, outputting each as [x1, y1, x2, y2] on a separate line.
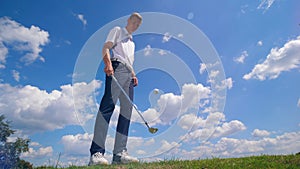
[36, 154, 300, 169]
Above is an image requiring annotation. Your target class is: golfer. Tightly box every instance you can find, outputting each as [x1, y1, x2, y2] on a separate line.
[89, 12, 142, 165]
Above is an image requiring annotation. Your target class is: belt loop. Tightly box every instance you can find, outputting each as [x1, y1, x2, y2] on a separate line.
[111, 58, 118, 62]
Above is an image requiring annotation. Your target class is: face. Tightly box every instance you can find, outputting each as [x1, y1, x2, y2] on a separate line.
[126, 16, 142, 34]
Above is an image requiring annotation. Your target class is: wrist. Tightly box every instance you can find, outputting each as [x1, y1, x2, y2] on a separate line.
[105, 62, 112, 68]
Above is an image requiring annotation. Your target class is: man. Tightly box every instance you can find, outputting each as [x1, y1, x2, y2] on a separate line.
[89, 12, 142, 165]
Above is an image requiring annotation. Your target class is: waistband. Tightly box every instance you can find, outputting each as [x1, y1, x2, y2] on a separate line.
[111, 58, 122, 62]
[110, 58, 133, 73]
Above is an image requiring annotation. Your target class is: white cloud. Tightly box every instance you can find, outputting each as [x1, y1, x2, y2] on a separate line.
[257, 0, 275, 12]
[297, 98, 300, 107]
[127, 137, 145, 153]
[177, 113, 205, 130]
[0, 17, 49, 66]
[136, 150, 146, 155]
[158, 49, 167, 55]
[212, 120, 247, 138]
[0, 42, 8, 68]
[0, 80, 101, 134]
[132, 83, 210, 126]
[207, 69, 221, 85]
[177, 34, 184, 38]
[225, 77, 233, 89]
[257, 40, 263, 46]
[21, 146, 53, 159]
[61, 133, 92, 155]
[244, 36, 300, 80]
[199, 63, 206, 74]
[155, 93, 182, 124]
[200, 62, 220, 76]
[252, 129, 270, 137]
[30, 142, 41, 147]
[152, 83, 210, 125]
[132, 107, 161, 126]
[77, 14, 87, 28]
[144, 45, 152, 56]
[182, 83, 211, 110]
[159, 120, 246, 159]
[144, 138, 155, 146]
[178, 131, 300, 159]
[214, 137, 265, 155]
[234, 51, 248, 64]
[209, 70, 219, 78]
[179, 112, 225, 141]
[216, 77, 233, 90]
[155, 140, 181, 155]
[162, 32, 172, 43]
[178, 112, 247, 145]
[203, 112, 225, 128]
[12, 70, 20, 82]
[214, 131, 300, 157]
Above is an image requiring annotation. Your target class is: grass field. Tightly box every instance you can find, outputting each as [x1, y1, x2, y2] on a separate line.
[37, 154, 300, 169]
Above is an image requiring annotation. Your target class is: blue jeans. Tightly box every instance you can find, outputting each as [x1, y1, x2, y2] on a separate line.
[90, 61, 134, 155]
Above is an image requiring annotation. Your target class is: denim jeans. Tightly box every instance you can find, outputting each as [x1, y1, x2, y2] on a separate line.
[90, 61, 134, 155]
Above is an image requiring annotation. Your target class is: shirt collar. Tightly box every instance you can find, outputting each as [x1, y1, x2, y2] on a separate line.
[123, 27, 133, 40]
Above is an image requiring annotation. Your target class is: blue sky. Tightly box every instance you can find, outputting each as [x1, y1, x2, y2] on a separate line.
[1, 0, 300, 167]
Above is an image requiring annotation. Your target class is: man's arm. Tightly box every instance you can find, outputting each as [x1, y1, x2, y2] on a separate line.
[131, 71, 138, 86]
[102, 41, 114, 76]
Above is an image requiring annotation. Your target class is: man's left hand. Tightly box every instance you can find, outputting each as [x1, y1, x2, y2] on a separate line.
[132, 76, 138, 87]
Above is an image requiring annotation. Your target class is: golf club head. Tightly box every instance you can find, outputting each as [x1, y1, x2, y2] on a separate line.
[149, 127, 158, 134]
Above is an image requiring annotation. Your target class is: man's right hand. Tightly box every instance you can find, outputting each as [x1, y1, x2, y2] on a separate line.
[102, 42, 114, 76]
[104, 64, 114, 76]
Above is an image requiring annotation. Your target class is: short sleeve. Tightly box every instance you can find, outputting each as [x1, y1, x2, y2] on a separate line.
[105, 26, 121, 46]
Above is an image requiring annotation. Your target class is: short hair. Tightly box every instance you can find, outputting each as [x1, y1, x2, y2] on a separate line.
[129, 12, 142, 21]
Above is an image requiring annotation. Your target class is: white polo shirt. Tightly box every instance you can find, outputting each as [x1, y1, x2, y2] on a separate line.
[106, 26, 135, 67]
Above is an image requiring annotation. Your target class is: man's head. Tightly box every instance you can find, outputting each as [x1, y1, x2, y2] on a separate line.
[126, 12, 142, 34]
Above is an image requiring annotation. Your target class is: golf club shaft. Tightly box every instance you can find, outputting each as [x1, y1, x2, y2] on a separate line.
[111, 75, 149, 128]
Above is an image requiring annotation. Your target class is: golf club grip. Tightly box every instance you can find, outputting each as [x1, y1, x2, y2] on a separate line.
[111, 75, 148, 123]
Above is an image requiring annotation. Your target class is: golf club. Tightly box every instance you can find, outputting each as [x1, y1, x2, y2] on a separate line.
[111, 75, 158, 134]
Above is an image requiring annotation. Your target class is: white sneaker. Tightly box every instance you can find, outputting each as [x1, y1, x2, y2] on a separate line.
[88, 152, 109, 166]
[112, 150, 139, 164]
